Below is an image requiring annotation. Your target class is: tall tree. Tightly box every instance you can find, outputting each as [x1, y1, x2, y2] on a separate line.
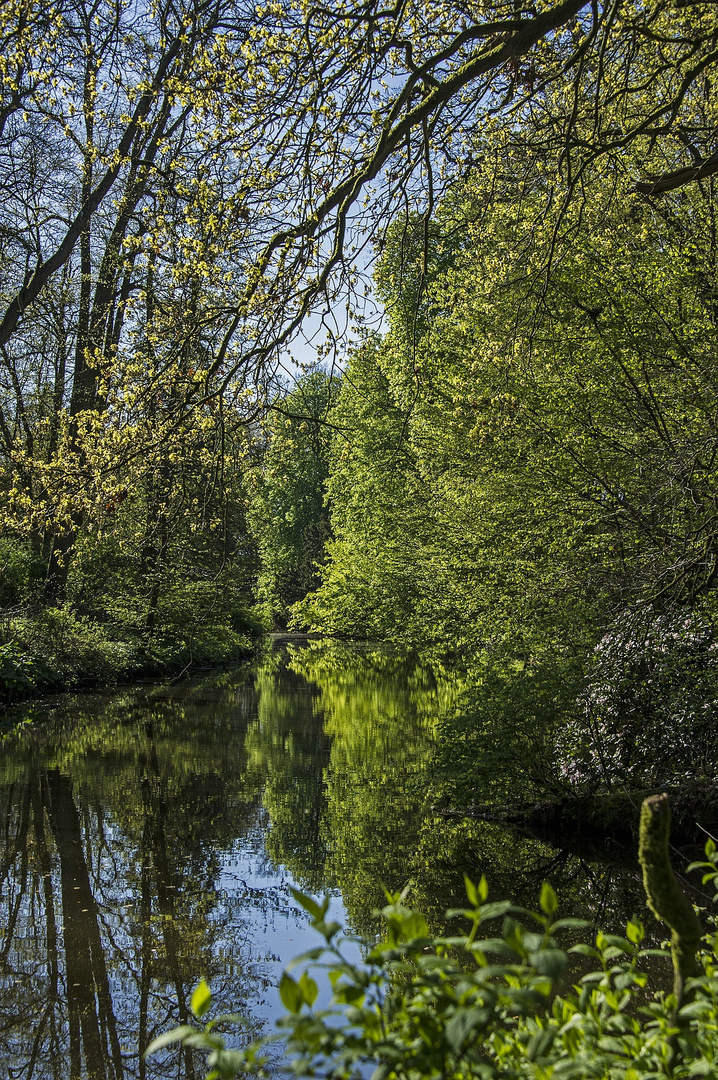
[297, 123, 718, 652]
[2, 0, 717, 606]
[248, 371, 337, 626]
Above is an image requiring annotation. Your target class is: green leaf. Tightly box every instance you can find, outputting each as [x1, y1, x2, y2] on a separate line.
[144, 1025, 196, 1057]
[206, 1013, 249, 1030]
[289, 888, 327, 921]
[598, 934, 633, 954]
[445, 1007, 490, 1052]
[279, 972, 304, 1014]
[402, 911, 429, 939]
[540, 881, 558, 918]
[184, 1032, 224, 1051]
[299, 971, 318, 1007]
[476, 900, 513, 922]
[570, 943, 601, 958]
[207, 1048, 256, 1078]
[191, 978, 212, 1019]
[530, 948, 567, 981]
[626, 918, 644, 945]
[287, 947, 326, 970]
[527, 1025, 558, 1061]
[314, 919, 341, 941]
[334, 982, 365, 1005]
[464, 874, 479, 906]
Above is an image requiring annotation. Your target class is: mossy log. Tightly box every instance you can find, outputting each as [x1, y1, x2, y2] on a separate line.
[638, 793, 702, 1003]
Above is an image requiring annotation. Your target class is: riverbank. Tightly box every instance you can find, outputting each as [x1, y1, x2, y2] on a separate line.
[0, 605, 264, 707]
[436, 781, 718, 847]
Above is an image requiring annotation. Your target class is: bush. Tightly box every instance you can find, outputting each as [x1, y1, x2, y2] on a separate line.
[556, 607, 718, 790]
[149, 823, 718, 1080]
[0, 595, 261, 703]
[0, 537, 43, 607]
[0, 606, 136, 695]
[0, 640, 61, 702]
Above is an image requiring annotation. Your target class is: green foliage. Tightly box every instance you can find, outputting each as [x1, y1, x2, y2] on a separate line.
[1, 607, 131, 690]
[226, 645, 650, 944]
[244, 644, 447, 928]
[148, 849, 718, 1079]
[2, 0, 718, 716]
[0, 639, 60, 701]
[301, 120, 718, 638]
[0, 538, 44, 606]
[0, 583, 259, 701]
[293, 124, 718, 792]
[286, 643, 453, 931]
[557, 608, 718, 790]
[0, 421, 260, 700]
[430, 650, 582, 808]
[248, 371, 337, 628]
[292, 341, 431, 643]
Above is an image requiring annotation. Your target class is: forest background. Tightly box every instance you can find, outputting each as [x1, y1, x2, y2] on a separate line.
[2, 0, 718, 810]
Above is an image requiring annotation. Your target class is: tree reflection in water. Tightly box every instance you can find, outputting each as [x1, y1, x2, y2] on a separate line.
[0, 679, 274, 1080]
[0, 645, 696, 1079]
[260, 644, 699, 953]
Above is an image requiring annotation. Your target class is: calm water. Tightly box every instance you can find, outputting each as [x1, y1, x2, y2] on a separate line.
[0, 641, 690, 1079]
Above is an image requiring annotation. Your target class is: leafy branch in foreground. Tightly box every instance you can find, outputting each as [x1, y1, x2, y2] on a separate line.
[148, 796, 718, 1079]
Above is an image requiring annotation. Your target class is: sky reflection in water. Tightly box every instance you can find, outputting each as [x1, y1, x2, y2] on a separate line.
[0, 642, 667, 1079]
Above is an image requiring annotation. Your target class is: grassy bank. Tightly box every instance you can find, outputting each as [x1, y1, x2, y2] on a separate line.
[0, 604, 263, 706]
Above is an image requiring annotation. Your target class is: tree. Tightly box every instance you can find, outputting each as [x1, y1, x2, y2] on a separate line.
[2, 0, 717, 623]
[185, 0, 718, 375]
[0, 0, 261, 590]
[412, 165, 718, 617]
[299, 119, 718, 646]
[293, 119, 718, 796]
[3, 0, 717, 456]
[247, 371, 337, 627]
[0, 680, 269, 1076]
[291, 335, 440, 642]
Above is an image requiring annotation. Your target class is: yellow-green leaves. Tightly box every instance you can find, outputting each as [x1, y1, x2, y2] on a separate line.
[540, 882, 558, 919]
[191, 978, 212, 1019]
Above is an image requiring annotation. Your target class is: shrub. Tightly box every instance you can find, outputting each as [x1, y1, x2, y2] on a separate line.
[2, 606, 135, 690]
[556, 607, 718, 790]
[0, 640, 60, 701]
[148, 817, 718, 1080]
[0, 537, 43, 607]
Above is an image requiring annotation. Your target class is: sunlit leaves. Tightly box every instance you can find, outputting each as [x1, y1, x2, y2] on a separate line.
[191, 978, 213, 1018]
[149, 863, 718, 1079]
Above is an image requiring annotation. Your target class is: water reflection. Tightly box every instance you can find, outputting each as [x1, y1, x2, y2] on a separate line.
[247, 654, 331, 891]
[0, 644, 687, 1079]
[285, 645, 450, 935]
[275, 645, 683, 946]
[1, 672, 288, 1079]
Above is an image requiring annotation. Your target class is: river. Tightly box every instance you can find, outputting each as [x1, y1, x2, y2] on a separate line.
[0, 640, 687, 1079]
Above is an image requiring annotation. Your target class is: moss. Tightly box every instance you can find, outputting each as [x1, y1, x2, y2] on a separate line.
[638, 793, 702, 1003]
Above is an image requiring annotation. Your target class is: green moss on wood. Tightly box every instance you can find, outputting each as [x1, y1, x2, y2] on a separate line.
[638, 793, 702, 1003]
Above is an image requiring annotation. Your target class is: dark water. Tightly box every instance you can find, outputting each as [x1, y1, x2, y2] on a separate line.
[0, 641, 696, 1079]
